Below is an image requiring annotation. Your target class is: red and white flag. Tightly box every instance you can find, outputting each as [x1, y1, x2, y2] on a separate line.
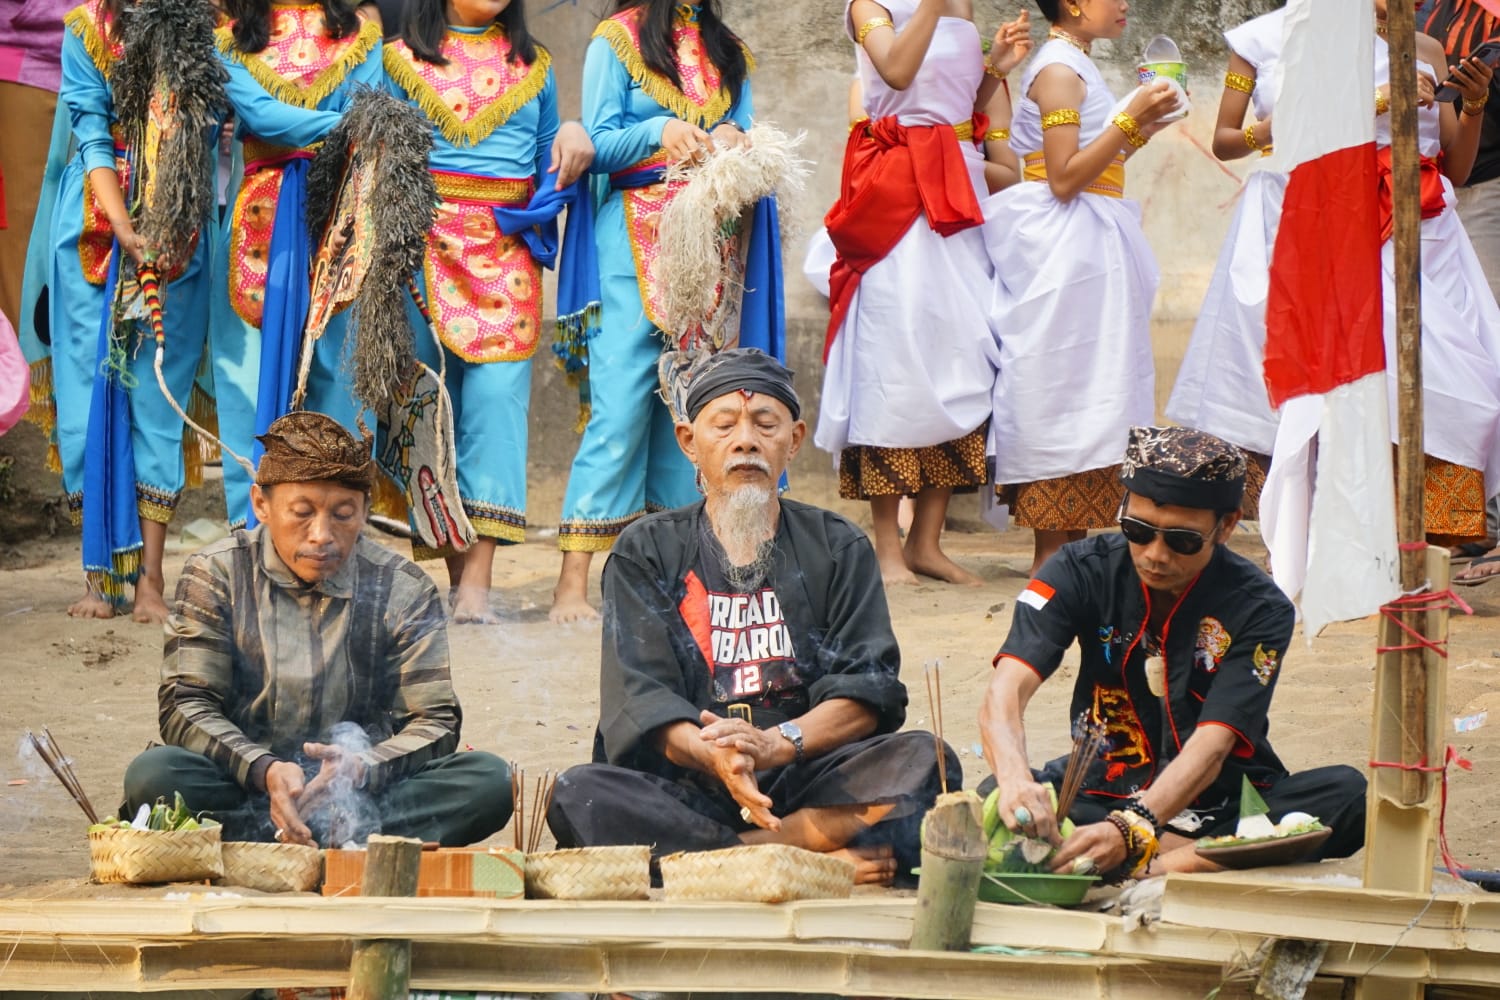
[1259, 0, 1399, 636]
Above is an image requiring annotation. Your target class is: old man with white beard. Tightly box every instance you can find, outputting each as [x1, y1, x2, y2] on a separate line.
[546, 350, 956, 885]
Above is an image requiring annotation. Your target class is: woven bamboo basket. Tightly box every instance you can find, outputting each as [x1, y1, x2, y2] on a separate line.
[659, 844, 855, 903]
[524, 845, 651, 900]
[221, 842, 324, 893]
[88, 824, 224, 884]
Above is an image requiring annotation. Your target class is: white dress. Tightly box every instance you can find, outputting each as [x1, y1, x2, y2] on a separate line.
[815, 0, 999, 458]
[981, 40, 1158, 486]
[1375, 39, 1500, 495]
[1165, 10, 1286, 457]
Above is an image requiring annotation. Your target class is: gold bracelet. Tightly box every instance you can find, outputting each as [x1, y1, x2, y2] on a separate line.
[1041, 108, 1082, 130]
[984, 127, 1010, 141]
[856, 17, 892, 45]
[1375, 89, 1390, 116]
[1224, 71, 1256, 94]
[1113, 111, 1148, 148]
[1244, 122, 1262, 151]
[984, 62, 1007, 80]
[1463, 94, 1490, 117]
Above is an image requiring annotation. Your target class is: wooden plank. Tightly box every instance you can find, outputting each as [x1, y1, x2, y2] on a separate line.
[1159, 874, 1466, 951]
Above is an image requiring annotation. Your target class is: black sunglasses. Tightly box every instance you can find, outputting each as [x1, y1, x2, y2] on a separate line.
[1118, 515, 1211, 555]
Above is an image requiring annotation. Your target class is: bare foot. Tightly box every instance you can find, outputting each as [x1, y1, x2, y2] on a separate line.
[451, 586, 499, 625]
[67, 591, 116, 619]
[880, 562, 920, 587]
[548, 589, 599, 624]
[904, 545, 984, 586]
[827, 844, 898, 886]
[131, 569, 169, 625]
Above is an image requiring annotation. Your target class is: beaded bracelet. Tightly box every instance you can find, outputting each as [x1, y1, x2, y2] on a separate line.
[856, 17, 892, 45]
[984, 62, 1007, 81]
[1244, 122, 1262, 152]
[1041, 108, 1082, 131]
[1125, 797, 1161, 832]
[1224, 71, 1256, 94]
[1113, 111, 1148, 149]
[985, 127, 1011, 142]
[1464, 93, 1490, 117]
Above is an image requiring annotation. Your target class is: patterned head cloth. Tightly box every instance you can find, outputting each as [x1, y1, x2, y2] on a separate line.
[684, 348, 802, 422]
[1120, 426, 1247, 511]
[255, 411, 375, 492]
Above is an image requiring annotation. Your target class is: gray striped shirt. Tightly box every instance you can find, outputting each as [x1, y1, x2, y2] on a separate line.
[159, 527, 459, 793]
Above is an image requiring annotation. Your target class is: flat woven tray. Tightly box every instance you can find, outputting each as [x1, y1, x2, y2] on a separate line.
[88, 825, 224, 884]
[524, 845, 651, 900]
[221, 842, 324, 893]
[660, 844, 855, 903]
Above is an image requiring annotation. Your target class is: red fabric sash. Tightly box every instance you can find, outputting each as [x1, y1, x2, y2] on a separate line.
[1376, 148, 1447, 243]
[822, 115, 986, 361]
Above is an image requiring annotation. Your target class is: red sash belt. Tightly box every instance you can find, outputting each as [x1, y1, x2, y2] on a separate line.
[822, 114, 987, 361]
[1376, 147, 1446, 243]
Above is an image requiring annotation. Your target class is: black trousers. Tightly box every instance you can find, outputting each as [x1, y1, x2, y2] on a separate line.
[547, 730, 960, 877]
[979, 761, 1368, 861]
[122, 745, 512, 846]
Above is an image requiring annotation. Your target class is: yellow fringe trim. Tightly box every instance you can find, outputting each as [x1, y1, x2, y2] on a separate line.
[65, 4, 116, 79]
[468, 515, 526, 545]
[384, 40, 552, 148]
[183, 382, 220, 491]
[25, 358, 56, 433]
[371, 470, 409, 524]
[592, 17, 750, 130]
[557, 532, 618, 553]
[215, 18, 380, 110]
[86, 547, 142, 607]
[573, 402, 591, 435]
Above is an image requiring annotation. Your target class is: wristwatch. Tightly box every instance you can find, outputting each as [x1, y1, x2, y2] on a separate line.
[777, 721, 805, 764]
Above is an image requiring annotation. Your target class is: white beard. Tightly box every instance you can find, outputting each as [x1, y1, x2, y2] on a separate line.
[713, 484, 776, 591]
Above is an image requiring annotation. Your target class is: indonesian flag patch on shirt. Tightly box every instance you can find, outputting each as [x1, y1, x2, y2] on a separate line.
[1018, 579, 1055, 612]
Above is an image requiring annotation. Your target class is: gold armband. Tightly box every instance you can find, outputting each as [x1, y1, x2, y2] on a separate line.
[1041, 108, 1082, 130]
[1375, 89, 1390, 116]
[1224, 71, 1256, 94]
[984, 62, 1007, 80]
[985, 127, 1011, 142]
[1244, 122, 1262, 151]
[856, 17, 893, 46]
[1113, 111, 1148, 149]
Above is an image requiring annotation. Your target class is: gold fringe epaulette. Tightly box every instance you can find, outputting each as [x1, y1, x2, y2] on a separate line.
[216, 17, 379, 109]
[592, 17, 750, 130]
[65, 3, 116, 79]
[385, 40, 551, 147]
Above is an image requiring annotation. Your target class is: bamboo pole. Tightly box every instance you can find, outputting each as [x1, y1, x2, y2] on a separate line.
[909, 792, 986, 952]
[347, 834, 423, 1000]
[1385, 0, 1428, 808]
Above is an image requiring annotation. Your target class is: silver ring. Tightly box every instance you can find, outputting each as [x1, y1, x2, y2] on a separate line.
[1013, 806, 1032, 827]
[740, 806, 753, 823]
[1072, 856, 1098, 876]
[274, 828, 284, 841]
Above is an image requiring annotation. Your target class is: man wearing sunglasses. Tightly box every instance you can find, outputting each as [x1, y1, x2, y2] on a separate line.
[978, 426, 1367, 879]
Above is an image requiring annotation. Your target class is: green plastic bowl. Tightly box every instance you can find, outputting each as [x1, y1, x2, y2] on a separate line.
[977, 871, 1098, 907]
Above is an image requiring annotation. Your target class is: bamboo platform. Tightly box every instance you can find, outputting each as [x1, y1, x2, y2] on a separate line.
[0, 874, 1497, 997]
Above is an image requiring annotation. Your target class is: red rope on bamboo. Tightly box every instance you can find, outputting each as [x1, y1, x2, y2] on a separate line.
[1368, 746, 1474, 878]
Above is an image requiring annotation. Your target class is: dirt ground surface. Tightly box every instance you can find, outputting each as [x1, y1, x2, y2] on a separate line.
[2, 484, 1500, 898]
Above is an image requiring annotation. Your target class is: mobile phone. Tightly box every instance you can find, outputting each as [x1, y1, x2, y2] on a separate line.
[1434, 39, 1500, 103]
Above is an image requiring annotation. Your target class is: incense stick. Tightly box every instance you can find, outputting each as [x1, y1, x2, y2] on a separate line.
[1056, 712, 1106, 823]
[28, 729, 99, 824]
[924, 661, 948, 795]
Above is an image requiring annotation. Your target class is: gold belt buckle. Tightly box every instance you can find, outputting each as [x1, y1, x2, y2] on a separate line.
[727, 703, 753, 724]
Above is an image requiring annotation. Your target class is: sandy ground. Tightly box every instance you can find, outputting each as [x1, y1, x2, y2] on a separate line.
[2, 486, 1500, 898]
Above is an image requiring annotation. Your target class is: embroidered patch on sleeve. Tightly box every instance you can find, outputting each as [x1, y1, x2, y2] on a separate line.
[1018, 579, 1056, 611]
[1252, 643, 1280, 686]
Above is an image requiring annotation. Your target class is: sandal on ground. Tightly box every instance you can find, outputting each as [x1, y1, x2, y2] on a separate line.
[1449, 540, 1495, 566]
[1453, 553, 1500, 586]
